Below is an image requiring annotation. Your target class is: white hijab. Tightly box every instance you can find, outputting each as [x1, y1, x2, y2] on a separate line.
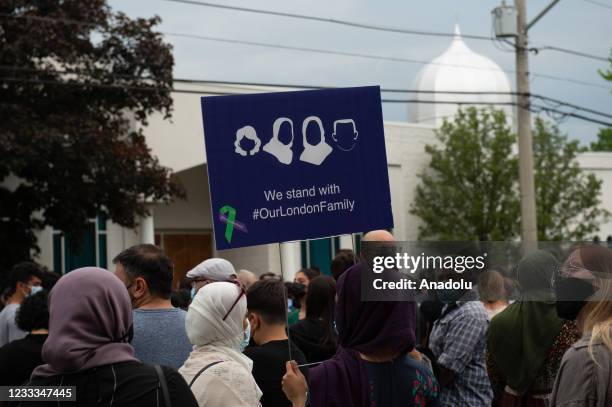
[185, 281, 251, 370]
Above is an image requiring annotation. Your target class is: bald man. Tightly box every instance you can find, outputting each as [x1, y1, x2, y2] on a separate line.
[362, 229, 395, 242]
[237, 269, 258, 290]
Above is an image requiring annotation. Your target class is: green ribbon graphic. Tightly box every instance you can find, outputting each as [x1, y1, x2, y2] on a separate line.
[220, 205, 237, 243]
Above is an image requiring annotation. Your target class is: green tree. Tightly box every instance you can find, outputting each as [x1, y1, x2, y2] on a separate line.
[411, 108, 609, 241]
[591, 52, 612, 151]
[590, 128, 612, 152]
[0, 1, 184, 276]
[599, 49, 612, 82]
[410, 108, 519, 241]
[533, 119, 608, 240]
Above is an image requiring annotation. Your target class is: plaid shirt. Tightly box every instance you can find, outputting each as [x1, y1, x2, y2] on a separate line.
[429, 296, 493, 407]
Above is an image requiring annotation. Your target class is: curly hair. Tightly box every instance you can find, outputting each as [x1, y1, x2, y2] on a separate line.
[16, 290, 49, 332]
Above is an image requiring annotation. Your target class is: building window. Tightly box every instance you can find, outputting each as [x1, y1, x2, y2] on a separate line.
[300, 236, 343, 275]
[52, 215, 107, 274]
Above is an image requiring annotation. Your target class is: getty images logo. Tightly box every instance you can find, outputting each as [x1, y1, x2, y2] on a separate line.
[233, 116, 359, 166]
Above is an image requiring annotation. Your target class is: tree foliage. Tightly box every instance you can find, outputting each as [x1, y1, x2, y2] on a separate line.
[533, 119, 608, 240]
[411, 108, 609, 241]
[0, 0, 184, 274]
[599, 49, 612, 83]
[591, 51, 612, 151]
[590, 128, 612, 152]
[410, 108, 519, 241]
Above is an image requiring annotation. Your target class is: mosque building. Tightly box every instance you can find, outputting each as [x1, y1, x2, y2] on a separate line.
[27, 27, 612, 282]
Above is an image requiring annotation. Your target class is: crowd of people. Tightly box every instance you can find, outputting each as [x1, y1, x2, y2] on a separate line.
[0, 230, 611, 407]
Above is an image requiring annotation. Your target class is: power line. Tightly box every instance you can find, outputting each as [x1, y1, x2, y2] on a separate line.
[2, 64, 611, 120]
[162, 0, 493, 41]
[3, 76, 612, 127]
[164, 32, 508, 72]
[173, 78, 612, 120]
[1, 13, 609, 90]
[583, 0, 612, 11]
[162, 0, 609, 62]
[536, 45, 611, 63]
[2, 8, 608, 64]
[164, 32, 610, 90]
[530, 94, 612, 120]
[0, 12, 96, 27]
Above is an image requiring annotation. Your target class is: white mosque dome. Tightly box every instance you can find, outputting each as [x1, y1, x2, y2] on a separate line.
[408, 24, 513, 127]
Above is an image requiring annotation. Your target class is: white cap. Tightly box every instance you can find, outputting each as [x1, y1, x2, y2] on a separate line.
[186, 258, 237, 281]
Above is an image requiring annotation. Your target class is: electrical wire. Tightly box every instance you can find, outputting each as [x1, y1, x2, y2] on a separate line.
[535, 45, 611, 63]
[162, 32, 610, 90]
[2, 64, 611, 120]
[162, 0, 610, 62]
[3, 76, 612, 127]
[1, 9, 609, 65]
[583, 0, 612, 11]
[1, 13, 609, 91]
[161, 0, 494, 41]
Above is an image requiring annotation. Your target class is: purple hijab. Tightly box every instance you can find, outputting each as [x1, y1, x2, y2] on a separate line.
[309, 263, 417, 407]
[32, 267, 138, 378]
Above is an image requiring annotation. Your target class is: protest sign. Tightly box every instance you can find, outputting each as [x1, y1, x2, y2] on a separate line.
[201, 86, 393, 250]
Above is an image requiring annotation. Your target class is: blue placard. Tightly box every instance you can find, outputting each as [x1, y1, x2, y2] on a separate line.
[201, 86, 393, 250]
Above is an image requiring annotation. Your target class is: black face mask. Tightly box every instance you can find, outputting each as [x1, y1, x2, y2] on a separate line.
[555, 277, 596, 321]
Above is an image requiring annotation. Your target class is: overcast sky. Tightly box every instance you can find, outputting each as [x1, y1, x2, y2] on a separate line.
[109, 0, 612, 145]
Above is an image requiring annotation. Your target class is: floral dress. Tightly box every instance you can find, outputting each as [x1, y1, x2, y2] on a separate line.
[364, 353, 440, 407]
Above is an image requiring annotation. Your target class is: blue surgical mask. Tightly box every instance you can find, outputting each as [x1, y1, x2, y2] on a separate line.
[240, 319, 251, 352]
[191, 287, 197, 300]
[28, 285, 43, 297]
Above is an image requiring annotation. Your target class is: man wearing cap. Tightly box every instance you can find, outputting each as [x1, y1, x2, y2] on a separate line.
[186, 258, 238, 298]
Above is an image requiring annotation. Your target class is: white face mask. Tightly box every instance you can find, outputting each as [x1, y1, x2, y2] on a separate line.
[300, 116, 333, 166]
[28, 285, 43, 297]
[332, 119, 359, 152]
[263, 118, 294, 165]
[234, 125, 261, 156]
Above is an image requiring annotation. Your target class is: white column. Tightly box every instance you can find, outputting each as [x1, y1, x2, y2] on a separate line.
[139, 210, 155, 245]
[339, 234, 354, 251]
[280, 241, 301, 281]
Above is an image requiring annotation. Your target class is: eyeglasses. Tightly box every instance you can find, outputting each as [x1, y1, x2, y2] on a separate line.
[222, 280, 246, 321]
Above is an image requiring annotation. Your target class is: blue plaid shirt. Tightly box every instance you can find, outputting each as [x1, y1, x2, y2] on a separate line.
[429, 296, 493, 407]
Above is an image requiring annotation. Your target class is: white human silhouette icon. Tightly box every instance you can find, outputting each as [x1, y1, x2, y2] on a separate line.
[299, 116, 333, 166]
[234, 125, 261, 156]
[332, 119, 359, 152]
[263, 117, 294, 165]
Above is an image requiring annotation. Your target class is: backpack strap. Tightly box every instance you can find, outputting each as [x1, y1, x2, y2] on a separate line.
[154, 364, 172, 407]
[188, 361, 224, 388]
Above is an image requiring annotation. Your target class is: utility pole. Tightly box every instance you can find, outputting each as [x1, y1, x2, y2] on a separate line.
[494, 0, 561, 254]
[515, 0, 538, 254]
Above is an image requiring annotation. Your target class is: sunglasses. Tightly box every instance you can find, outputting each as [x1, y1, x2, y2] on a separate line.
[222, 280, 246, 321]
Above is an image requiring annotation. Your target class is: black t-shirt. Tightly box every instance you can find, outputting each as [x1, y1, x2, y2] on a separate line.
[0, 334, 47, 386]
[244, 339, 309, 407]
[20, 361, 197, 407]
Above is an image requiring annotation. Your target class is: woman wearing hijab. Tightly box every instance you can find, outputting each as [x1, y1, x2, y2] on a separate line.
[487, 250, 579, 407]
[21, 267, 197, 407]
[307, 262, 439, 407]
[549, 245, 612, 406]
[179, 281, 262, 406]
